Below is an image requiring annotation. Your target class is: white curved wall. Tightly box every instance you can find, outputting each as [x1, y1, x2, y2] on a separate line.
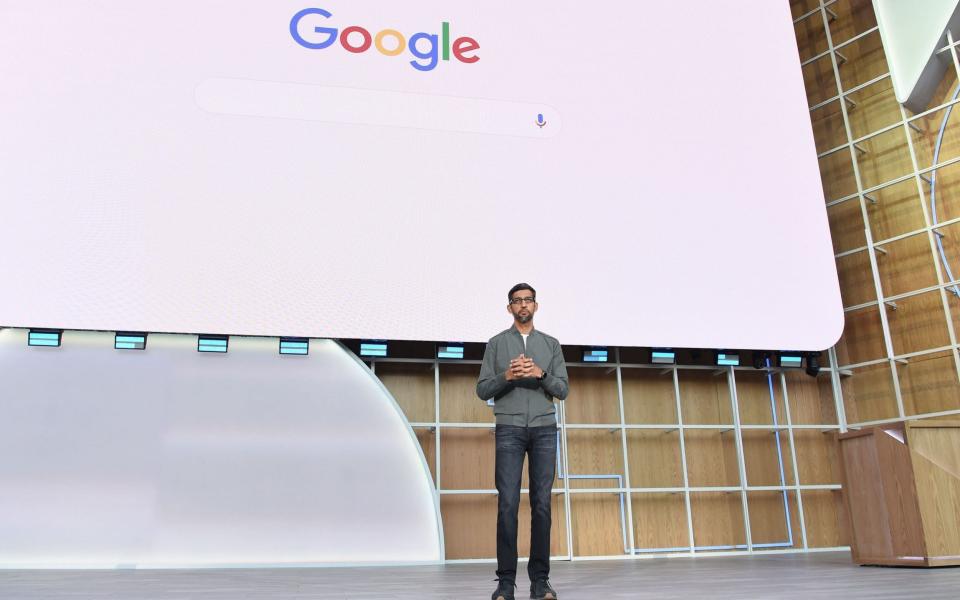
[0, 329, 442, 567]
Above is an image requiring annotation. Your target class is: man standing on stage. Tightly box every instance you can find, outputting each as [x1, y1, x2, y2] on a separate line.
[477, 283, 569, 600]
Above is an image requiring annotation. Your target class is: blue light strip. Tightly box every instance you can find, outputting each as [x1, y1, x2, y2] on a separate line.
[28, 330, 61, 347]
[651, 349, 675, 363]
[555, 431, 628, 553]
[765, 356, 794, 549]
[280, 338, 309, 355]
[780, 354, 802, 367]
[583, 348, 608, 362]
[360, 342, 388, 357]
[929, 83, 960, 297]
[115, 333, 146, 350]
[438, 344, 464, 359]
[717, 353, 739, 366]
[198, 336, 228, 353]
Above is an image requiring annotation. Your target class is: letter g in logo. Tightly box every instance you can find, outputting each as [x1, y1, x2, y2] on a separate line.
[290, 7, 338, 49]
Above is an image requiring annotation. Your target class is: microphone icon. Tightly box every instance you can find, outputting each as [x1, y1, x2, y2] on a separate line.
[536, 113, 546, 128]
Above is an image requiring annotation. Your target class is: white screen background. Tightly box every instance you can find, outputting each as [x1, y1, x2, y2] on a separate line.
[0, 1, 842, 349]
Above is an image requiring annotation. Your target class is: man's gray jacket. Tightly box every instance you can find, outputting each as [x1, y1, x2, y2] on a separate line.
[476, 327, 569, 426]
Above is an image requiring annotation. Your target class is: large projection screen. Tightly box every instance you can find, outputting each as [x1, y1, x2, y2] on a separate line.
[0, 1, 842, 350]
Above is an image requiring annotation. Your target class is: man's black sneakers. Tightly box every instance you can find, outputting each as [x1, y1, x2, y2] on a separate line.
[492, 578, 516, 600]
[530, 578, 558, 600]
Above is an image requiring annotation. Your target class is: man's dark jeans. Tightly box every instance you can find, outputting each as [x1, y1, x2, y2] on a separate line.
[495, 423, 557, 585]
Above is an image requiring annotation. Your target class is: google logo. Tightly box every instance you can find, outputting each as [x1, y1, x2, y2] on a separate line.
[290, 8, 480, 72]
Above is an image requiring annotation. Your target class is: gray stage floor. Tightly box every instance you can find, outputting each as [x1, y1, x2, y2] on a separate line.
[1, 552, 958, 599]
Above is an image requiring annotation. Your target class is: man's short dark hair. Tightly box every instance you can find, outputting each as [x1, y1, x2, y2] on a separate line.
[508, 282, 536, 301]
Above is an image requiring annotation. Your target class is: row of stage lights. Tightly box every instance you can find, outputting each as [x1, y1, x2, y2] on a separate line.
[26, 330, 822, 375]
[572, 347, 820, 376]
[27, 329, 309, 356]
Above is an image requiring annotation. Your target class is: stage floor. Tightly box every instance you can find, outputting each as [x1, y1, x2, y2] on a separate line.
[1, 552, 959, 599]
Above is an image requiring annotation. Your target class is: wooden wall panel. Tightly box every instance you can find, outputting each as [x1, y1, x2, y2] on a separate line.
[836, 249, 876, 307]
[684, 430, 740, 487]
[441, 493, 568, 560]
[439, 364, 491, 423]
[835, 30, 887, 92]
[564, 367, 620, 424]
[834, 305, 886, 366]
[565, 429, 624, 489]
[677, 370, 733, 425]
[874, 232, 939, 297]
[930, 162, 960, 223]
[790, 0, 820, 20]
[886, 290, 951, 356]
[631, 492, 689, 550]
[827, 0, 878, 46]
[899, 351, 960, 416]
[827, 198, 867, 254]
[376, 362, 435, 423]
[951, 294, 960, 346]
[621, 368, 677, 424]
[440, 428, 494, 490]
[846, 77, 901, 140]
[414, 426, 437, 483]
[857, 126, 914, 190]
[866, 178, 925, 243]
[910, 98, 960, 170]
[735, 371, 787, 425]
[818, 149, 858, 201]
[626, 429, 683, 489]
[794, 8, 828, 61]
[747, 491, 802, 548]
[793, 430, 839, 485]
[785, 371, 838, 425]
[802, 490, 849, 547]
[570, 493, 628, 556]
[841, 362, 900, 424]
[690, 492, 746, 548]
[938, 220, 960, 278]
[441, 494, 496, 559]
[376, 355, 858, 560]
[802, 53, 839, 107]
[810, 100, 847, 154]
[742, 430, 796, 487]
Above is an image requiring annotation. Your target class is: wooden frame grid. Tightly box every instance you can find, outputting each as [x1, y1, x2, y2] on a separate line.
[371, 349, 848, 562]
[797, 0, 960, 428]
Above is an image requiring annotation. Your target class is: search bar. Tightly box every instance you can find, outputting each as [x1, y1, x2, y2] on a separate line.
[195, 78, 561, 138]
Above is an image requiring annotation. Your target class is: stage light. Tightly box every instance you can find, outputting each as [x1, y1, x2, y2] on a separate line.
[715, 351, 740, 367]
[777, 352, 803, 369]
[651, 349, 675, 364]
[197, 335, 228, 353]
[279, 337, 309, 355]
[360, 340, 388, 357]
[437, 343, 464, 359]
[583, 347, 608, 362]
[752, 351, 770, 370]
[28, 329, 61, 347]
[805, 352, 821, 377]
[115, 332, 146, 350]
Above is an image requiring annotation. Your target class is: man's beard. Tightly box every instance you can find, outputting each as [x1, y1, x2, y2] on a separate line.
[516, 313, 532, 324]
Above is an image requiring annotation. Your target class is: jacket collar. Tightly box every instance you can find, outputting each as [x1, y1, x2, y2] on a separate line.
[510, 325, 537, 337]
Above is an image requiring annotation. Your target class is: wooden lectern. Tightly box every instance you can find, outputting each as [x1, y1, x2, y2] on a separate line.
[838, 420, 960, 566]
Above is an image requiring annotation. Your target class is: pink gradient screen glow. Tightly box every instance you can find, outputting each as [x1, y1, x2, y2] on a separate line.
[0, 1, 842, 349]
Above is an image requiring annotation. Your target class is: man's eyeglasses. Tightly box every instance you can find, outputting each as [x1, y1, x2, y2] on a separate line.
[510, 297, 536, 305]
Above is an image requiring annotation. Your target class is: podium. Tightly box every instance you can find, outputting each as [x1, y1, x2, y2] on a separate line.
[838, 421, 960, 567]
